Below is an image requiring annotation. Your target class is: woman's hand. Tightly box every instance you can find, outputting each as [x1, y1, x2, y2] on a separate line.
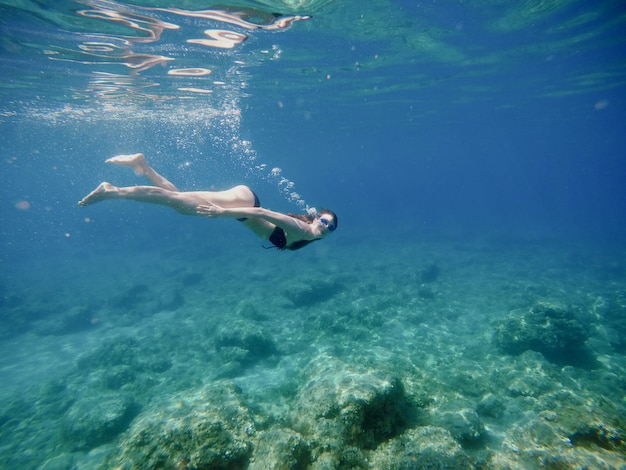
[197, 202, 225, 217]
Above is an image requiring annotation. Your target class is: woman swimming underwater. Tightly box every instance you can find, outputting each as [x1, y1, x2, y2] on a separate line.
[78, 153, 338, 250]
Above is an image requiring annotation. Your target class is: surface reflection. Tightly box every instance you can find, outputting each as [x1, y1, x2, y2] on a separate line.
[159, 6, 310, 30]
[47, 0, 310, 104]
[77, 2, 179, 42]
[188, 29, 248, 49]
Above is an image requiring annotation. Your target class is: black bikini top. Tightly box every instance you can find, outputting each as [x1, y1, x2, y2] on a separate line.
[269, 226, 320, 251]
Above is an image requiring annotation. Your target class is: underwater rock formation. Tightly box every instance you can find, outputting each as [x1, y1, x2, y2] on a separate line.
[214, 327, 279, 378]
[431, 408, 485, 445]
[493, 301, 589, 363]
[215, 329, 278, 363]
[62, 393, 138, 451]
[248, 428, 310, 470]
[32, 305, 96, 335]
[419, 262, 440, 283]
[368, 426, 473, 469]
[109, 282, 184, 317]
[283, 277, 343, 307]
[595, 290, 626, 353]
[476, 393, 504, 419]
[110, 382, 255, 469]
[486, 413, 626, 469]
[289, 355, 413, 465]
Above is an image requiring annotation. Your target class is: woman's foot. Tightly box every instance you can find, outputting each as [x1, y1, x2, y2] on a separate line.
[78, 182, 117, 206]
[106, 153, 148, 176]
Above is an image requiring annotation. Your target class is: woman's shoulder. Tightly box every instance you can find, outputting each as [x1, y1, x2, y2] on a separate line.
[287, 213, 315, 224]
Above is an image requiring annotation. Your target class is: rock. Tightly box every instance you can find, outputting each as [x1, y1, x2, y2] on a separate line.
[505, 351, 558, 398]
[77, 336, 171, 376]
[109, 283, 151, 309]
[100, 365, 136, 390]
[236, 300, 269, 321]
[476, 393, 504, 418]
[108, 282, 184, 316]
[215, 328, 279, 373]
[368, 426, 473, 469]
[32, 305, 97, 335]
[486, 417, 625, 469]
[283, 278, 343, 307]
[569, 423, 625, 453]
[110, 382, 254, 469]
[40, 453, 77, 470]
[77, 337, 141, 369]
[309, 451, 339, 470]
[249, 428, 310, 470]
[181, 271, 204, 286]
[431, 408, 485, 444]
[493, 302, 589, 363]
[62, 393, 138, 450]
[419, 263, 440, 283]
[290, 355, 413, 466]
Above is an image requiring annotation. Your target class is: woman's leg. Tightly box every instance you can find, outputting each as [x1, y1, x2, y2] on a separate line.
[78, 183, 259, 217]
[79, 153, 262, 216]
[78, 183, 203, 214]
[106, 153, 179, 192]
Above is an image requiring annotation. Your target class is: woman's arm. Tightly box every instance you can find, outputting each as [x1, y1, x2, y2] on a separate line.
[197, 202, 313, 235]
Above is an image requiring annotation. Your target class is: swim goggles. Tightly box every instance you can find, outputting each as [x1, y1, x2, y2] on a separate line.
[319, 217, 336, 232]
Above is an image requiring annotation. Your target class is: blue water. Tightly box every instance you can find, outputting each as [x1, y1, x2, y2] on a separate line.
[1, 1, 625, 468]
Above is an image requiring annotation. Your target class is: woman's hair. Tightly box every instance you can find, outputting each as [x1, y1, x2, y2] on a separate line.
[287, 209, 338, 229]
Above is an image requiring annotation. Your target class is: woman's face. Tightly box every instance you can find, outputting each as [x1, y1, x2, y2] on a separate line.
[317, 213, 337, 233]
